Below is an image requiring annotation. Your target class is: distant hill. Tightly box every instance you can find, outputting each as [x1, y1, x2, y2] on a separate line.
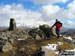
[61, 28, 75, 36]
[0, 26, 8, 31]
[0, 26, 75, 36]
[18, 25, 36, 31]
[60, 27, 68, 32]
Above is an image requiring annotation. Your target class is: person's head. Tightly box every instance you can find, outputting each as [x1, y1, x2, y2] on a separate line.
[56, 19, 59, 22]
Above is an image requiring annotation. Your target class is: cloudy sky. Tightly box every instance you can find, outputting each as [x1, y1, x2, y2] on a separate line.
[0, 0, 75, 28]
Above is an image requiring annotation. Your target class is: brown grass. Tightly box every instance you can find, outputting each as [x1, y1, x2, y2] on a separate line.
[0, 37, 75, 56]
[57, 42, 75, 51]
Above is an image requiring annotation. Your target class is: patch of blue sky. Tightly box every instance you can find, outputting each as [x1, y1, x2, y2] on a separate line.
[0, 0, 43, 11]
[71, 18, 75, 22]
[53, 0, 73, 9]
[60, 18, 75, 23]
[0, 0, 19, 5]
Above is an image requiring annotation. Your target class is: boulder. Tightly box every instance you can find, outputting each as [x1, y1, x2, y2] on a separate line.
[63, 37, 75, 45]
[0, 28, 27, 41]
[39, 24, 56, 37]
[29, 24, 57, 39]
[29, 28, 46, 39]
[0, 42, 13, 52]
[0, 37, 8, 41]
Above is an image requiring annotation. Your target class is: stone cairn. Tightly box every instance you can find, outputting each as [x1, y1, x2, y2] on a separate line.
[9, 18, 16, 30]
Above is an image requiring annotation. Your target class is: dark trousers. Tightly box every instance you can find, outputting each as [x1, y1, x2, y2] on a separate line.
[56, 29, 60, 38]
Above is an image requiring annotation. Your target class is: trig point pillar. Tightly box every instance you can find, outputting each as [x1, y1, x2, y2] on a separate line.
[9, 18, 16, 30]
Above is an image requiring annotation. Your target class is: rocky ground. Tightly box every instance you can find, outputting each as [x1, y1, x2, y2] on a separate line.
[0, 36, 75, 56]
[0, 19, 74, 56]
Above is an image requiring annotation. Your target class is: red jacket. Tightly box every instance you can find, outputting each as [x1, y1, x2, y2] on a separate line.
[54, 22, 62, 30]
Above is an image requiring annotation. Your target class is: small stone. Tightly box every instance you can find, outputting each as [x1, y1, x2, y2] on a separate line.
[19, 48, 25, 52]
[0, 37, 8, 41]
[9, 39, 14, 43]
[36, 35, 41, 40]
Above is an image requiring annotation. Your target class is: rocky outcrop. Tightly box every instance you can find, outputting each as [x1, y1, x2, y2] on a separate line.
[2, 42, 13, 52]
[0, 29, 27, 40]
[0, 38, 13, 52]
[29, 24, 56, 39]
[63, 36, 75, 46]
[0, 19, 27, 40]
[39, 24, 56, 37]
[0, 36, 13, 52]
[29, 28, 46, 39]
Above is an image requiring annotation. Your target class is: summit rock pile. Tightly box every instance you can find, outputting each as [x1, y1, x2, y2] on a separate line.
[29, 24, 57, 39]
[0, 18, 57, 53]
